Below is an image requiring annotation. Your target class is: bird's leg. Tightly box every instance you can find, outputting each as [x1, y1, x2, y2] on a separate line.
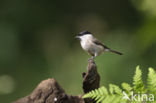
[93, 52, 98, 59]
[90, 52, 97, 60]
[88, 56, 95, 61]
[91, 56, 95, 59]
[88, 56, 94, 61]
[88, 51, 97, 61]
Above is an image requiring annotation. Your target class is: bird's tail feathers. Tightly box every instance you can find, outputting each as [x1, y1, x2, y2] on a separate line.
[107, 49, 123, 55]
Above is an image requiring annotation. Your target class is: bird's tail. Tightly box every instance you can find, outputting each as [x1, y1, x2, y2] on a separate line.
[109, 49, 123, 55]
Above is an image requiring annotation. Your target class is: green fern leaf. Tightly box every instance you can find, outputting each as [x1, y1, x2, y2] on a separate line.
[122, 82, 132, 92]
[83, 86, 107, 102]
[147, 67, 156, 95]
[133, 66, 145, 93]
[109, 84, 122, 95]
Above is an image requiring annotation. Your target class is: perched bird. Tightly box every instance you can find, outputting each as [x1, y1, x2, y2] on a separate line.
[76, 30, 122, 59]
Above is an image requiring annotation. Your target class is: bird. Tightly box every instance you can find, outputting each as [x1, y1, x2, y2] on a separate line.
[75, 30, 123, 59]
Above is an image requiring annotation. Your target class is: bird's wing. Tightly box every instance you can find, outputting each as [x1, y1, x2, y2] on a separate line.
[92, 38, 110, 49]
[93, 38, 123, 55]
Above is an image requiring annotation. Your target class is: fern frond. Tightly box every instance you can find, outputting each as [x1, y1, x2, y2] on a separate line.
[83, 85, 125, 103]
[147, 67, 156, 95]
[83, 86, 107, 102]
[133, 66, 145, 93]
[109, 84, 122, 95]
[122, 82, 132, 92]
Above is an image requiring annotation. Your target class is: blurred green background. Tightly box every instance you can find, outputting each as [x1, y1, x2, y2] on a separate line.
[0, 0, 156, 102]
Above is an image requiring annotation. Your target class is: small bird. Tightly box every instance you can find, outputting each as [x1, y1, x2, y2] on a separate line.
[76, 30, 122, 59]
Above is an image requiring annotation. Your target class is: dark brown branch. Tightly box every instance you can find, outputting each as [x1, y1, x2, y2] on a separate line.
[83, 59, 100, 93]
[82, 59, 100, 103]
[13, 79, 84, 103]
[13, 59, 100, 103]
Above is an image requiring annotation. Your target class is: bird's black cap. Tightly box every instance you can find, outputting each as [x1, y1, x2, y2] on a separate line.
[77, 30, 91, 36]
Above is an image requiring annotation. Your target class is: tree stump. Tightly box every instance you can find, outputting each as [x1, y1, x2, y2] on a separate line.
[13, 59, 100, 103]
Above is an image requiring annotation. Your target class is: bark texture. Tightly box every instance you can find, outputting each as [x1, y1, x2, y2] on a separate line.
[13, 59, 100, 103]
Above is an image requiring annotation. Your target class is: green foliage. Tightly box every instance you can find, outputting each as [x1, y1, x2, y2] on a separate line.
[133, 66, 145, 93]
[83, 85, 124, 103]
[83, 66, 156, 103]
[147, 68, 156, 96]
[121, 82, 132, 92]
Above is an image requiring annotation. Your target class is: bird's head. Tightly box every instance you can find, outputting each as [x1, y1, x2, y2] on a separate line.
[75, 30, 93, 41]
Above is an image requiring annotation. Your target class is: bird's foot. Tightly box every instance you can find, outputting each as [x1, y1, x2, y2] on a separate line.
[88, 56, 95, 61]
[91, 56, 95, 59]
[88, 58, 93, 61]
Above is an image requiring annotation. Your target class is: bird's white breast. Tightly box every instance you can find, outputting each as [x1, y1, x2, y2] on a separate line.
[80, 39, 91, 51]
[80, 35, 93, 51]
[80, 35, 104, 56]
